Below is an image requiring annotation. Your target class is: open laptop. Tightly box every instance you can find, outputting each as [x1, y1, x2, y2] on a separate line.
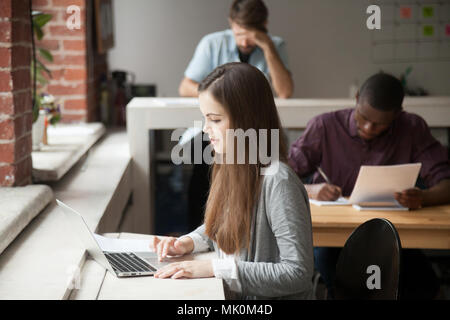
[56, 199, 169, 277]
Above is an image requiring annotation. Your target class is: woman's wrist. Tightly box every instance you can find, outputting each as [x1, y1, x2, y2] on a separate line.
[178, 236, 195, 254]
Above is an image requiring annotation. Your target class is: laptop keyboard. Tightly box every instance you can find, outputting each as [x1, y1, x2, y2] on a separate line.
[104, 252, 156, 273]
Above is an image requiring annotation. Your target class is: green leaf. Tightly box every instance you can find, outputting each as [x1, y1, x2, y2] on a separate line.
[32, 94, 41, 123]
[33, 14, 53, 28]
[33, 23, 44, 40]
[49, 113, 61, 125]
[36, 59, 52, 77]
[38, 48, 53, 62]
[36, 71, 48, 86]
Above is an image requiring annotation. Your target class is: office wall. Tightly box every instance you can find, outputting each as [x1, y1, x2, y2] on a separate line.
[108, 0, 450, 98]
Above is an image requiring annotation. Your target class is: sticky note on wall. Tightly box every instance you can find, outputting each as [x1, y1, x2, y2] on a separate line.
[400, 7, 412, 19]
[422, 6, 434, 18]
[423, 25, 434, 36]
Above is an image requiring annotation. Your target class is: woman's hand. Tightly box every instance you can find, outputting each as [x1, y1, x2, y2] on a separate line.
[154, 260, 214, 279]
[152, 236, 194, 261]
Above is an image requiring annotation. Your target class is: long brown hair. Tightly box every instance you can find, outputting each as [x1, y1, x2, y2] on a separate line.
[198, 62, 287, 254]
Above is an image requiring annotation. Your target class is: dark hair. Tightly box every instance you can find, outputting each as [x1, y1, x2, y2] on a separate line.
[358, 73, 404, 112]
[198, 62, 287, 254]
[229, 0, 268, 32]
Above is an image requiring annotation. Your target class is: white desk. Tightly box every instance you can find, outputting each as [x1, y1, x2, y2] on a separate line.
[70, 232, 224, 300]
[126, 96, 450, 234]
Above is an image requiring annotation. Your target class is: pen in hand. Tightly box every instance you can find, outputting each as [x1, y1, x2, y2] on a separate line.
[316, 166, 342, 200]
[317, 166, 331, 184]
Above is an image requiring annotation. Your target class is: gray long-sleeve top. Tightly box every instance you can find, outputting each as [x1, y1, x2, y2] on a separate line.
[189, 161, 314, 299]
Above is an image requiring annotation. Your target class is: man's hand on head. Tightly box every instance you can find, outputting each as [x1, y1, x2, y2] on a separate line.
[245, 28, 272, 51]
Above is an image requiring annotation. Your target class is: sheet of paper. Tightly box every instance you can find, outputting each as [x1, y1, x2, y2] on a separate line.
[309, 197, 350, 206]
[94, 234, 153, 253]
[348, 163, 421, 205]
[352, 204, 408, 211]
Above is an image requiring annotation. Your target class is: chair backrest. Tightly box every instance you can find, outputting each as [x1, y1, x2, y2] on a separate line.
[334, 218, 402, 300]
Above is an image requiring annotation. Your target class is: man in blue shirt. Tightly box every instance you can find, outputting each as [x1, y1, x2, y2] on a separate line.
[181, 1, 293, 231]
[179, 0, 293, 98]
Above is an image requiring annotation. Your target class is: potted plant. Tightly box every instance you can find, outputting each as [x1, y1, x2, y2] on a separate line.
[31, 12, 61, 150]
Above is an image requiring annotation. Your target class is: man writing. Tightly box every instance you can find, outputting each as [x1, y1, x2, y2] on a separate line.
[179, 0, 293, 98]
[289, 72, 450, 299]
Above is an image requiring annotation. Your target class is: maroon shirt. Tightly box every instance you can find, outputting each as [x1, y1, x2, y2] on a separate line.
[288, 109, 450, 197]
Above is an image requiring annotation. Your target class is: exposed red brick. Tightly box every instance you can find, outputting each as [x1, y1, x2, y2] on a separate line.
[0, 164, 15, 186]
[64, 98, 87, 110]
[14, 134, 32, 162]
[49, 25, 85, 38]
[11, 0, 30, 21]
[47, 82, 86, 95]
[0, 118, 14, 140]
[64, 68, 86, 81]
[63, 39, 86, 51]
[60, 113, 86, 123]
[13, 90, 32, 115]
[0, 0, 12, 18]
[0, 94, 14, 115]
[0, 21, 12, 42]
[36, 39, 60, 51]
[0, 113, 31, 140]
[11, 45, 31, 69]
[11, 69, 30, 91]
[0, 70, 12, 92]
[43, 68, 65, 81]
[0, 143, 14, 163]
[50, 53, 86, 66]
[14, 156, 32, 186]
[32, 0, 49, 8]
[52, 0, 85, 8]
[0, 47, 11, 68]
[11, 20, 31, 43]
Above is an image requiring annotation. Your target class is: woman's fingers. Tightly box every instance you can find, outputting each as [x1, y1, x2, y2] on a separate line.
[171, 269, 187, 279]
[155, 263, 181, 278]
[151, 236, 159, 252]
[162, 238, 175, 260]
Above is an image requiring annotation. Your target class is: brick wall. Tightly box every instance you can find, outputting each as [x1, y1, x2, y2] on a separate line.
[0, 0, 33, 186]
[32, 0, 108, 123]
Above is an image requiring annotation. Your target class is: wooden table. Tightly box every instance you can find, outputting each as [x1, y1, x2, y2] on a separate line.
[311, 204, 450, 249]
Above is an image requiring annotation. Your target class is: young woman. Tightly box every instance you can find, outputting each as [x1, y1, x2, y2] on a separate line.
[153, 62, 314, 299]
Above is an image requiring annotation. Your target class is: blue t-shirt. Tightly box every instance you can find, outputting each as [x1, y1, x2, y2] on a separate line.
[184, 29, 289, 83]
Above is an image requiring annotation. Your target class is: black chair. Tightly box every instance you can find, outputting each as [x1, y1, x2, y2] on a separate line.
[334, 218, 402, 300]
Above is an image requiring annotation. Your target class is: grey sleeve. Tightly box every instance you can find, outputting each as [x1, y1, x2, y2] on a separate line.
[236, 176, 314, 298]
[190, 224, 215, 251]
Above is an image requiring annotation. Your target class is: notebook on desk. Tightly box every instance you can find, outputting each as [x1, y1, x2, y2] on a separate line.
[352, 203, 409, 211]
[309, 197, 350, 206]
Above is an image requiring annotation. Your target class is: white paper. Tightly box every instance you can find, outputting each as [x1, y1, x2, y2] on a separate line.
[352, 204, 408, 211]
[348, 163, 422, 205]
[309, 197, 350, 206]
[94, 234, 154, 253]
